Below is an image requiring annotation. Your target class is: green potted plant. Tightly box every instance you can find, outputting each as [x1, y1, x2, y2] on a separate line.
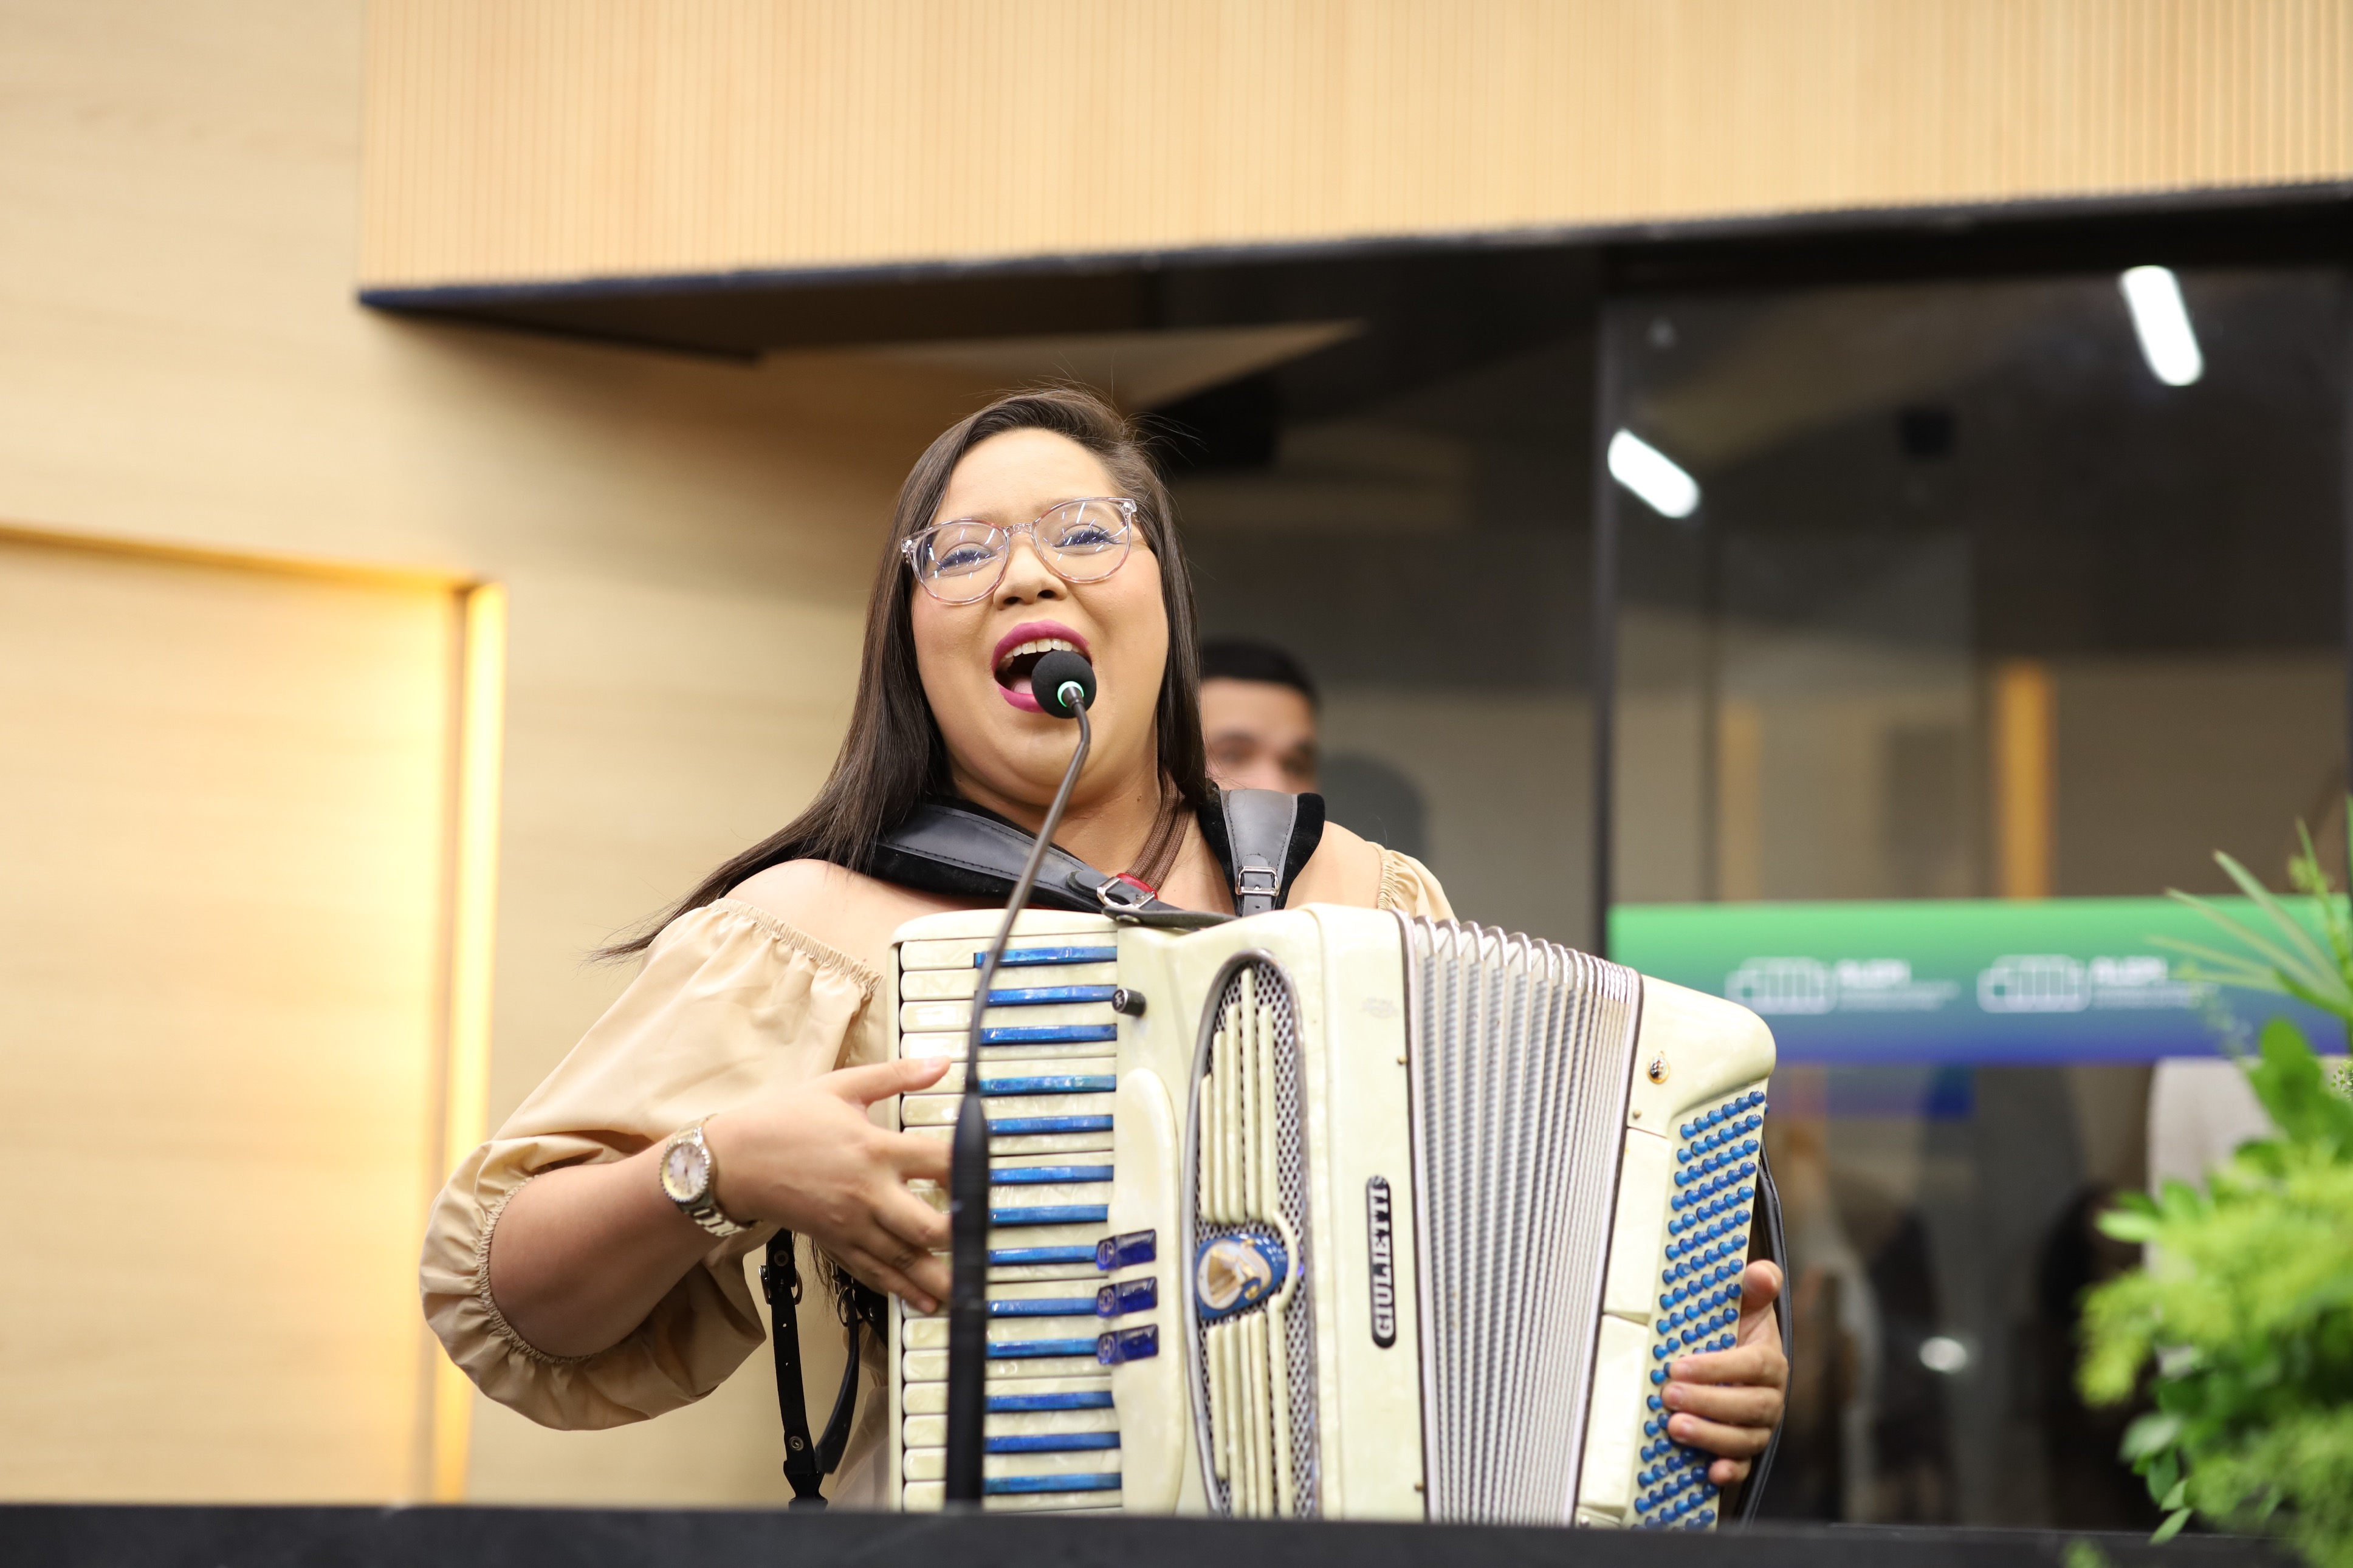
[2075, 813, 2353, 1566]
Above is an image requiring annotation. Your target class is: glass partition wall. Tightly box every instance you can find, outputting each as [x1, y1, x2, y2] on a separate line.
[1603, 268, 2347, 1524]
[1166, 247, 2347, 1527]
[1177, 329, 1598, 948]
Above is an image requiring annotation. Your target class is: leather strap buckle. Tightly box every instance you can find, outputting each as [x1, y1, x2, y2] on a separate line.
[1094, 872, 1159, 911]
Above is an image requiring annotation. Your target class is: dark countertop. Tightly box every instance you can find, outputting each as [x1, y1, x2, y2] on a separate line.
[0, 1504, 2286, 1568]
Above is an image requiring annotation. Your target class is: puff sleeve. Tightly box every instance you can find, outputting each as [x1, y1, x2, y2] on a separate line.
[418, 898, 886, 1431]
[1375, 847, 1454, 920]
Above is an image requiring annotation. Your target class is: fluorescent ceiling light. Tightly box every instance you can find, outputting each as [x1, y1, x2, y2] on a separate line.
[2119, 265, 2204, 387]
[1608, 429, 1701, 519]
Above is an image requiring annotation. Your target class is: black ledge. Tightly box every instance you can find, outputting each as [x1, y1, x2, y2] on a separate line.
[357, 180, 2353, 361]
[0, 1504, 2287, 1568]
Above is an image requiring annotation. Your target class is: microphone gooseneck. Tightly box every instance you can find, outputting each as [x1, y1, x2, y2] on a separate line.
[943, 649, 1096, 1507]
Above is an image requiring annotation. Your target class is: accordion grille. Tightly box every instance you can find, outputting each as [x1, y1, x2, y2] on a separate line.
[1185, 957, 1320, 1519]
[1406, 919, 1641, 1525]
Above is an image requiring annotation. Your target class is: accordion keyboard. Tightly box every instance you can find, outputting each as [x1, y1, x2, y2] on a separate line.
[1630, 1085, 1771, 1530]
[895, 930, 1157, 1513]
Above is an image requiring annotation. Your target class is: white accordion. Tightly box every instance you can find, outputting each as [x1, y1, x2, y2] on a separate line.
[887, 906, 1774, 1530]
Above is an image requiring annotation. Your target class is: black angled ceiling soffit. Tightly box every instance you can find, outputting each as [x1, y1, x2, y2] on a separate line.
[360, 182, 2353, 364]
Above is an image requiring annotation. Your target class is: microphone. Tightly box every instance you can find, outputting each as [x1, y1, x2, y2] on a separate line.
[943, 649, 1095, 1507]
[1031, 648, 1097, 719]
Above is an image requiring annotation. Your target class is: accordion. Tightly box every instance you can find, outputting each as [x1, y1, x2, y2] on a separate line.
[887, 905, 1774, 1529]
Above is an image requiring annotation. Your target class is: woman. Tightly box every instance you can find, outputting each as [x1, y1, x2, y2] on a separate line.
[421, 388, 1788, 1505]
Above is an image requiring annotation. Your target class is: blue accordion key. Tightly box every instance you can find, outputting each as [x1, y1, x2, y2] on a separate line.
[1640, 1084, 1769, 1532]
[899, 923, 1148, 1515]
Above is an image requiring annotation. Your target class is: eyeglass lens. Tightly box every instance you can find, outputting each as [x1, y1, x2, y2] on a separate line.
[915, 500, 1131, 596]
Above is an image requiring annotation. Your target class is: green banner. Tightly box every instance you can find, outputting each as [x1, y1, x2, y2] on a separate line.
[1610, 897, 2343, 1064]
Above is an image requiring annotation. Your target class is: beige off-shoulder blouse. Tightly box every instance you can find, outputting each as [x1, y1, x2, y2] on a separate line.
[420, 851, 1451, 1494]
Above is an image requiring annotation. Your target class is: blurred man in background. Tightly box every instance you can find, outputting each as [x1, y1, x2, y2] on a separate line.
[1200, 636, 1320, 793]
[1200, 635, 1430, 858]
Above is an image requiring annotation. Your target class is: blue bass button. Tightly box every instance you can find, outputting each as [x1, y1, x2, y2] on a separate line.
[1095, 1230, 1156, 1270]
[1097, 1276, 1158, 1316]
[1096, 1324, 1159, 1365]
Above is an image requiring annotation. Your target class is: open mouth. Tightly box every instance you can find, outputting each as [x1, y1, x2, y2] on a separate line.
[994, 635, 1085, 698]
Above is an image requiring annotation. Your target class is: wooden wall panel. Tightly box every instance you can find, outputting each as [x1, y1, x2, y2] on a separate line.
[362, 0, 2353, 288]
[0, 533, 459, 1500]
[1, 0, 997, 1505]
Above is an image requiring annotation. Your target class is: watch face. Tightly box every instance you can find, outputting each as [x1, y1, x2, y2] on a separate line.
[663, 1138, 711, 1203]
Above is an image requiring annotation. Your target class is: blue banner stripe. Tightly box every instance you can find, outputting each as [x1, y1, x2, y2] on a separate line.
[991, 1204, 1110, 1227]
[988, 1391, 1115, 1412]
[986, 986, 1118, 1005]
[984, 1472, 1122, 1494]
[991, 1115, 1114, 1135]
[983, 1024, 1119, 1046]
[980, 947, 1119, 968]
[986, 1433, 1122, 1454]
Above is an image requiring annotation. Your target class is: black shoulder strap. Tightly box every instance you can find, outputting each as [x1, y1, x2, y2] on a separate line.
[867, 799, 1186, 915]
[1197, 789, 1325, 916]
[1737, 1148, 1793, 1523]
[761, 1230, 884, 1508]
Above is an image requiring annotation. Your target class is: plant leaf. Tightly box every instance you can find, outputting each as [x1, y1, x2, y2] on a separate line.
[2211, 853, 2345, 996]
[2292, 820, 2353, 974]
[2152, 939, 2292, 991]
[2162, 893, 2337, 999]
[2247, 1017, 2353, 1151]
[2151, 1508, 2191, 1546]
[2121, 1411, 2183, 1460]
[2278, 972, 2353, 1022]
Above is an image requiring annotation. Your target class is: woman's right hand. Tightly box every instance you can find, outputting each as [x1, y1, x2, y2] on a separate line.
[704, 1055, 953, 1311]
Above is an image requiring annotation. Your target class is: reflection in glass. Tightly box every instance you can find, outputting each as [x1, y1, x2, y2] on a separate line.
[1609, 269, 2345, 1525]
[1180, 334, 1594, 946]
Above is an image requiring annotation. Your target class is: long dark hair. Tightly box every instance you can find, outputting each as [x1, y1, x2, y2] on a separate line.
[606, 387, 1214, 957]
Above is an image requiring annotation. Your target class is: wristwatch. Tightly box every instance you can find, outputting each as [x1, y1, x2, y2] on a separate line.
[659, 1116, 748, 1238]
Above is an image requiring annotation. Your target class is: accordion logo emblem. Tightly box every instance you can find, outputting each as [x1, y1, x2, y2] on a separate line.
[1365, 1177, 1397, 1347]
[1195, 1229, 1288, 1320]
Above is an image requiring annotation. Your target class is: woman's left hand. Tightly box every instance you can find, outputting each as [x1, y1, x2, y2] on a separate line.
[1660, 1259, 1788, 1488]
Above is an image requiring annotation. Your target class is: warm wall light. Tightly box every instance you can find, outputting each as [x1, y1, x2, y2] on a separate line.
[430, 581, 507, 1504]
[2119, 265, 2204, 386]
[1608, 429, 1701, 519]
[1992, 660, 2054, 899]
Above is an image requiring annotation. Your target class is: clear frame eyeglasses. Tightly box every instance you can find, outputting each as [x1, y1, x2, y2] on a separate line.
[901, 497, 1139, 604]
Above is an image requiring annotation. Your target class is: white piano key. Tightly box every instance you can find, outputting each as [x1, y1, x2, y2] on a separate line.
[902, 1374, 1109, 1416]
[899, 999, 1119, 1032]
[904, 1125, 1116, 1156]
[901, 1480, 1123, 1513]
[903, 1348, 1102, 1381]
[903, 1407, 1119, 1446]
[901, 964, 1117, 999]
[902, 1446, 1124, 1483]
[903, 1030, 1117, 1061]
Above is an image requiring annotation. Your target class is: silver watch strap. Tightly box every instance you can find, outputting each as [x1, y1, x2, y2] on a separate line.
[667, 1117, 748, 1238]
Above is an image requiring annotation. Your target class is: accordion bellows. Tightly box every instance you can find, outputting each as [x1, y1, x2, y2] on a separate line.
[888, 906, 1774, 1529]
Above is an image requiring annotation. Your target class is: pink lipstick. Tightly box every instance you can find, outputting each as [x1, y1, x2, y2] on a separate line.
[991, 621, 1090, 711]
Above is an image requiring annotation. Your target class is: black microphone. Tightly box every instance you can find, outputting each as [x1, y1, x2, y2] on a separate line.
[943, 649, 1095, 1507]
[1031, 648, 1097, 719]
